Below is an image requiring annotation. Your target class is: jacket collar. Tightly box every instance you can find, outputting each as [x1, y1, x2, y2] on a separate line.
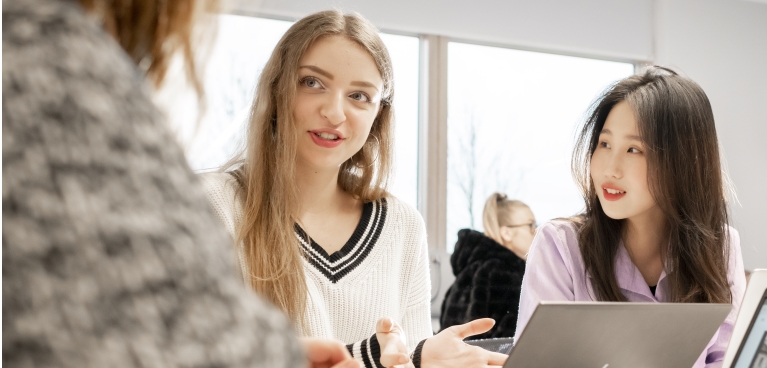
[613, 242, 667, 302]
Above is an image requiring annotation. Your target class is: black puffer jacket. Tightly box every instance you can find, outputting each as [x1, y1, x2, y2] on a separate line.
[439, 229, 526, 338]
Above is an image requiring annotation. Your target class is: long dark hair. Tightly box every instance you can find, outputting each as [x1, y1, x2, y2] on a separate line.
[572, 66, 731, 303]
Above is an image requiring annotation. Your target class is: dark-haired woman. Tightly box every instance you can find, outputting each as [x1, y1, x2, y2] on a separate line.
[515, 66, 745, 367]
[440, 193, 534, 338]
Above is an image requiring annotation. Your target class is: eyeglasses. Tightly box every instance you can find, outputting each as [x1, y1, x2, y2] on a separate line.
[503, 222, 537, 233]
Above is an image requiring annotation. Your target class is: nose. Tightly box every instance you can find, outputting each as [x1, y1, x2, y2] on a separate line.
[320, 92, 346, 125]
[603, 151, 623, 179]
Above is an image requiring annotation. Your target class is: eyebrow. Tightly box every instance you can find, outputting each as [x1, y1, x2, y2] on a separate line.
[600, 128, 642, 141]
[351, 81, 379, 92]
[300, 65, 380, 92]
[300, 65, 333, 79]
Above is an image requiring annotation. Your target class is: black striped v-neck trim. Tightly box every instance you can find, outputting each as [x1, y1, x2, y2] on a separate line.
[295, 198, 388, 283]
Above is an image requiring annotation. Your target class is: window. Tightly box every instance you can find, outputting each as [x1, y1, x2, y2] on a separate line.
[159, 15, 420, 209]
[446, 42, 634, 252]
[156, 15, 640, 252]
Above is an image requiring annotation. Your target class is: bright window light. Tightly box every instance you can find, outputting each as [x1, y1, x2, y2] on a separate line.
[446, 42, 634, 252]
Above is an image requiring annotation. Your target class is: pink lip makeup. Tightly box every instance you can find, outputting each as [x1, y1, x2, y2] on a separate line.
[309, 129, 344, 148]
[601, 184, 627, 201]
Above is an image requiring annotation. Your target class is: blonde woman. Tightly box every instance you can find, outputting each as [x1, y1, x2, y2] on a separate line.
[440, 193, 535, 338]
[483, 193, 537, 260]
[202, 10, 507, 368]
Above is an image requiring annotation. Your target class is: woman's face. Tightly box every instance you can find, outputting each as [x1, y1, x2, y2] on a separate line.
[500, 206, 536, 260]
[293, 35, 384, 171]
[590, 101, 659, 222]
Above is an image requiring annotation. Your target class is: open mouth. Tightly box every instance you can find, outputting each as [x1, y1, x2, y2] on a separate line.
[602, 186, 626, 201]
[314, 131, 341, 141]
[309, 130, 345, 148]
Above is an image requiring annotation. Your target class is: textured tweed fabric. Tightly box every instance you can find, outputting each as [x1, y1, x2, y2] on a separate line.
[2, 0, 304, 366]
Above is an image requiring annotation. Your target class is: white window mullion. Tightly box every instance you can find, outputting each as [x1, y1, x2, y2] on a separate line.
[418, 34, 449, 252]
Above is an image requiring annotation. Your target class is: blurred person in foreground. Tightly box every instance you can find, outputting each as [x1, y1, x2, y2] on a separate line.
[2, 0, 357, 367]
[440, 193, 536, 338]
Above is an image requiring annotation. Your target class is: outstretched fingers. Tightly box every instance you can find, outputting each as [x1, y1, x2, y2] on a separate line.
[449, 318, 496, 339]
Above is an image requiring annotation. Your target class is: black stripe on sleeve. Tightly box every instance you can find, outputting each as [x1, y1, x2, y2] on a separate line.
[368, 333, 385, 368]
[411, 339, 427, 368]
[360, 337, 373, 368]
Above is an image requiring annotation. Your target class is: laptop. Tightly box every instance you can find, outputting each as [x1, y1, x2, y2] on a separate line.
[723, 269, 767, 368]
[465, 337, 514, 355]
[504, 301, 731, 368]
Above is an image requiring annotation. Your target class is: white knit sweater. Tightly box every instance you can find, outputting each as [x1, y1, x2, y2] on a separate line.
[200, 172, 433, 365]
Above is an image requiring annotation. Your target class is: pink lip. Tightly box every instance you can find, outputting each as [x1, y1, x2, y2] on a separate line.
[601, 183, 626, 201]
[309, 129, 345, 148]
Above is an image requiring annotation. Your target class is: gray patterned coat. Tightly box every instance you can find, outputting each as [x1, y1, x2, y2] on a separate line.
[2, 0, 304, 366]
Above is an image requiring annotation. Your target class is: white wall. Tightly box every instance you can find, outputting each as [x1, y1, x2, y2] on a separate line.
[655, 0, 767, 271]
[235, 0, 653, 61]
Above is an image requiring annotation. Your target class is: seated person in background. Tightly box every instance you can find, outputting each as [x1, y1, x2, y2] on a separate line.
[201, 10, 508, 368]
[516, 67, 746, 367]
[440, 193, 535, 338]
[2, 0, 356, 367]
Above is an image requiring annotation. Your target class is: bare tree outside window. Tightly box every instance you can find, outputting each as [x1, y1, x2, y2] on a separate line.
[446, 42, 634, 252]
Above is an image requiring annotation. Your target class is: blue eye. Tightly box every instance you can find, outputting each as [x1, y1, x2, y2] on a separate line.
[300, 77, 322, 89]
[349, 92, 371, 103]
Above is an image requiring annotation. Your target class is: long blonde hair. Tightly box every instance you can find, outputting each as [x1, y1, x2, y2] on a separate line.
[228, 10, 395, 327]
[482, 193, 529, 244]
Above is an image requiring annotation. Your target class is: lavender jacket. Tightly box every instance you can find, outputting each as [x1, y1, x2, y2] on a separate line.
[515, 220, 746, 368]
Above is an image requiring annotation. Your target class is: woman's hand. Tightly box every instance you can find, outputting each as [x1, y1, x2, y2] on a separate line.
[421, 318, 508, 368]
[301, 337, 361, 368]
[376, 317, 412, 367]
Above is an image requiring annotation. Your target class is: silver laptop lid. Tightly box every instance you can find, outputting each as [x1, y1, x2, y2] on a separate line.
[724, 269, 767, 368]
[505, 302, 731, 368]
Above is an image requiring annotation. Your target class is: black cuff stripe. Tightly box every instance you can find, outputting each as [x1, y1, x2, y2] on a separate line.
[360, 338, 373, 368]
[345, 343, 354, 357]
[368, 333, 385, 368]
[411, 339, 427, 368]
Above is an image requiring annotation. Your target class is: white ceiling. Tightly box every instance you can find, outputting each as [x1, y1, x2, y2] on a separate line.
[232, 0, 653, 62]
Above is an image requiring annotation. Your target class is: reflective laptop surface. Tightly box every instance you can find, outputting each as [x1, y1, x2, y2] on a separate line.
[505, 302, 731, 368]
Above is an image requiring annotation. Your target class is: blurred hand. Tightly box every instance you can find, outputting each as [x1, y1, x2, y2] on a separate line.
[376, 317, 412, 368]
[302, 337, 360, 368]
[421, 318, 508, 368]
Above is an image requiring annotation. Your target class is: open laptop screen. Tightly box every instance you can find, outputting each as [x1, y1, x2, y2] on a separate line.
[733, 289, 767, 368]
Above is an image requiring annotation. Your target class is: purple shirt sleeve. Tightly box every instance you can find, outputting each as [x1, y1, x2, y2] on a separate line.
[514, 222, 579, 341]
[702, 228, 747, 367]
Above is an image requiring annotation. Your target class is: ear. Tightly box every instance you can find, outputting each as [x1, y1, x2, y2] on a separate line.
[499, 226, 514, 243]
